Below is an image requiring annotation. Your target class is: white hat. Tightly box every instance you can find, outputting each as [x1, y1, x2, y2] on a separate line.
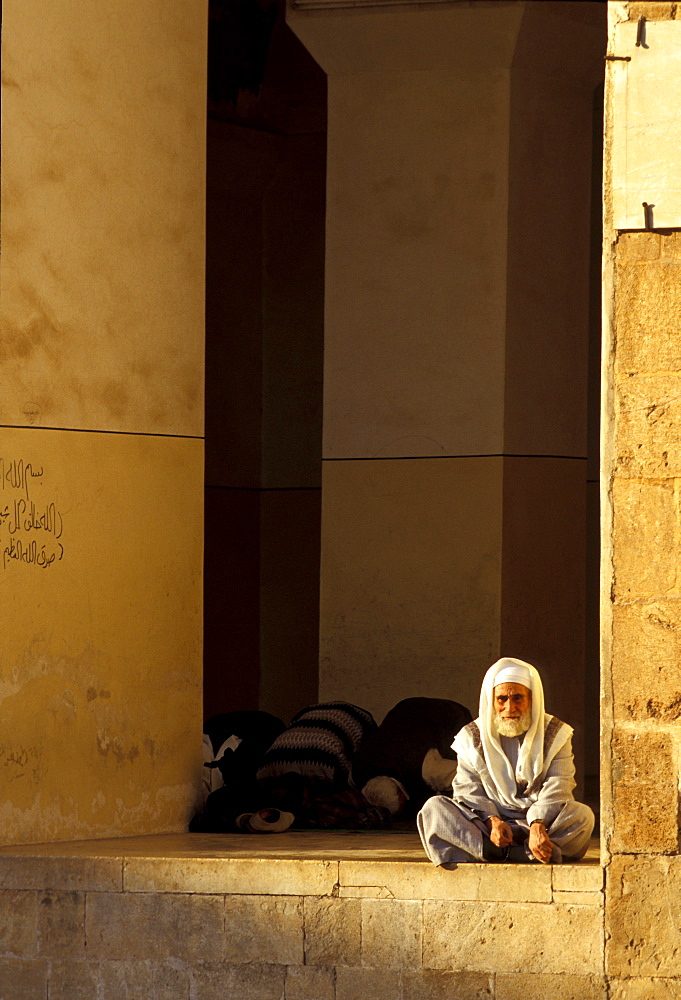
[493, 660, 532, 689]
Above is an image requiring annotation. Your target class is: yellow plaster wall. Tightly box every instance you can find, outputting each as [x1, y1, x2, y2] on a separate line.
[0, 0, 206, 843]
[0, 429, 203, 842]
[0, 0, 206, 438]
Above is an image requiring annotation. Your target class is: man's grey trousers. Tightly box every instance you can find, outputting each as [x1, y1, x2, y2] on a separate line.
[418, 795, 595, 865]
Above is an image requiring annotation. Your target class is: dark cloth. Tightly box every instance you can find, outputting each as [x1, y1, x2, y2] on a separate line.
[350, 697, 473, 812]
[294, 782, 389, 830]
[193, 773, 390, 833]
[191, 702, 380, 834]
[203, 710, 286, 781]
[190, 783, 262, 833]
[190, 710, 286, 834]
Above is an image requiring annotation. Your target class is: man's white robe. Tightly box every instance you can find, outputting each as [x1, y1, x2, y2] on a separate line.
[418, 718, 593, 864]
[418, 659, 594, 865]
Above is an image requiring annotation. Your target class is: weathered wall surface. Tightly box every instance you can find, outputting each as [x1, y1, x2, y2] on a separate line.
[603, 2, 681, 995]
[0, 0, 206, 842]
[0, 430, 203, 842]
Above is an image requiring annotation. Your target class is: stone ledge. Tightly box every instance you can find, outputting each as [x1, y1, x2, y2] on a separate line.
[609, 978, 681, 1000]
[339, 859, 554, 901]
[124, 857, 337, 896]
[0, 832, 600, 901]
[0, 856, 122, 893]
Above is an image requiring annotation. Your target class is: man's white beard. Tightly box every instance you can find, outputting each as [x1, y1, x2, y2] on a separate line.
[493, 708, 532, 738]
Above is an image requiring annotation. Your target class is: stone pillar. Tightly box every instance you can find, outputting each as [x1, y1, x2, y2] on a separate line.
[0, 0, 206, 842]
[203, 10, 327, 723]
[204, 119, 326, 723]
[603, 3, 681, 995]
[289, 0, 604, 761]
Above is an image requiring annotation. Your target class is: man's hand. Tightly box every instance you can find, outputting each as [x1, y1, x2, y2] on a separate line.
[486, 815, 513, 848]
[528, 821, 555, 863]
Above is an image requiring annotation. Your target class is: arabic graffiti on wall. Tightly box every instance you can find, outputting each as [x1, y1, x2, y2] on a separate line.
[0, 458, 64, 570]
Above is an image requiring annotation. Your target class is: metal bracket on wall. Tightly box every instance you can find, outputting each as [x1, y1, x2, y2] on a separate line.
[607, 17, 647, 62]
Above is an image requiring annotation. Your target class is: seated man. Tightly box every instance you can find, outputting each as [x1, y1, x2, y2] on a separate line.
[418, 658, 594, 865]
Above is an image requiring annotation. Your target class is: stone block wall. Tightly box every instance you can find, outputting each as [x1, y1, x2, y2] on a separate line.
[603, 3, 681, 995]
[0, 845, 604, 1000]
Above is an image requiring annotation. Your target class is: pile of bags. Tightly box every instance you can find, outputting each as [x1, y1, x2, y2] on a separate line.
[191, 697, 472, 834]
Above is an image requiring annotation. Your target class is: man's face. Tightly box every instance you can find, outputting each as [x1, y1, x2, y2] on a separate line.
[493, 682, 532, 737]
[494, 682, 531, 718]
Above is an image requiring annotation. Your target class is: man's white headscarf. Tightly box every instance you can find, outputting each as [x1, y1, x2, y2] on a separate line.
[452, 657, 572, 813]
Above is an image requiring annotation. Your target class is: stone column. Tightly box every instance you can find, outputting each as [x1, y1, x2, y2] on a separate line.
[288, 0, 604, 763]
[603, 3, 681, 995]
[0, 0, 206, 842]
[203, 12, 327, 723]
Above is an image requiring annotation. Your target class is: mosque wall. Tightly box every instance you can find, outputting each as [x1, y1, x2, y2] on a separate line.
[289, 1, 604, 791]
[0, 0, 207, 842]
[603, 2, 681, 995]
[290, 2, 515, 724]
[6, 0, 681, 993]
